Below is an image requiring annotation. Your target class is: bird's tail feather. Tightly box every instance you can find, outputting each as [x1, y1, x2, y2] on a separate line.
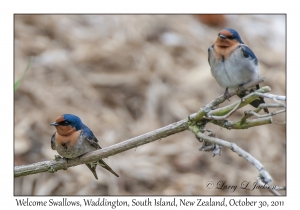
[97, 159, 119, 177]
[85, 160, 119, 179]
[85, 163, 98, 180]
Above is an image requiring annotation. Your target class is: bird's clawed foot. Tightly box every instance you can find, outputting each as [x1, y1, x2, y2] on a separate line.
[238, 83, 245, 91]
[224, 87, 230, 101]
[54, 155, 63, 161]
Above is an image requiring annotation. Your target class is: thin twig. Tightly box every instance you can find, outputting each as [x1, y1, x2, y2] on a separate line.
[257, 178, 282, 196]
[206, 101, 241, 120]
[248, 109, 286, 118]
[188, 125, 273, 184]
[255, 93, 286, 101]
[258, 103, 285, 108]
[212, 116, 272, 129]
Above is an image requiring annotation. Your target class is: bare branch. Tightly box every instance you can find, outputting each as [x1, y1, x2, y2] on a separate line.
[258, 103, 285, 108]
[255, 93, 286, 101]
[206, 101, 241, 120]
[14, 109, 275, 178]
[189, 125, 273, 184]
[256, 178, 283, 196]
[212, 116, 273, 129]
[14, 119, 188, 177]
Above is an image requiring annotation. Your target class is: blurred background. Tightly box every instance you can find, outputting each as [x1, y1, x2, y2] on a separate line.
[14, 14, 286, 195]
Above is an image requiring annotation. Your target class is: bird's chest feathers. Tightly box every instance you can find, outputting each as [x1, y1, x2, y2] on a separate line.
[214, 43, 239, 61]
[55, 128, 81, 149]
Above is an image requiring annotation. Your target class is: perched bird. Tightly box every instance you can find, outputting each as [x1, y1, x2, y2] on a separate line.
[208, 28, 268, 113]
[50, 114, 119, 179]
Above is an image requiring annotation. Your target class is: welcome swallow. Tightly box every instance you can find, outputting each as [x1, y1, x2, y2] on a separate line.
[208, 28, 268, 113]
[50, 114, 119, 179]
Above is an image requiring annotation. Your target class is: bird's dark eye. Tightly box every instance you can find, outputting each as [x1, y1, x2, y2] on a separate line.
[227, 36, 234, 40]
[59, 120, 69, 126]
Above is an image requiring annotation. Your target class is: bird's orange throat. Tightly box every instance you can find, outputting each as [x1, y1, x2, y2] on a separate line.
[214, 42, 240, 60]
[215, 37, 231, 48]
[55, 129, 81, 148]
[55, 125, 76, 136]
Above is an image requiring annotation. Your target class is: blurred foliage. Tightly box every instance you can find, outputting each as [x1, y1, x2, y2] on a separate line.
[14, 57, 31, 91]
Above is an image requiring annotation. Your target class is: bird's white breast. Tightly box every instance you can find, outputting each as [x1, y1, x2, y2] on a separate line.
[209, 45, 259, 88]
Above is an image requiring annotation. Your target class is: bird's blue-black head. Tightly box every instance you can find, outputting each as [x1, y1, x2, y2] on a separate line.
[50, 114, 83, 131]
[218, 28, 244, 44]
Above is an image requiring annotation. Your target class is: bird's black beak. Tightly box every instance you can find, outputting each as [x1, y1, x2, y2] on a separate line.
[219, 34, 226, 39]
[50, 122, 59, 126]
